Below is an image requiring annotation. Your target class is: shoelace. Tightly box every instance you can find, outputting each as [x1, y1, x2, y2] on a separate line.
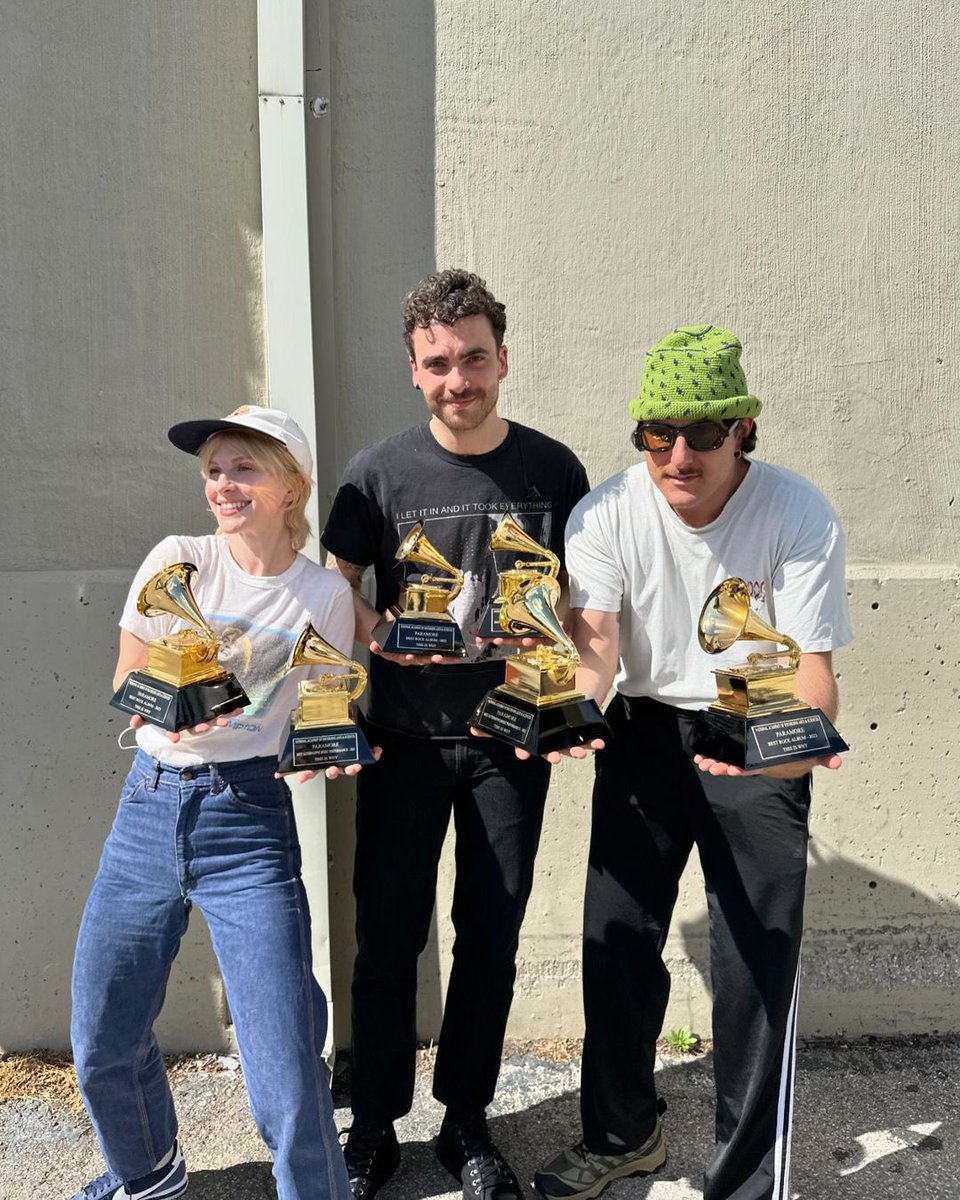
[448, 1119, 516, 1197]
[567, 1143, 593, 1166]
[470, 1151, 513, 1193]
[342, 1125, 389, 1178]
[449, 1115, 496, 1158]
[78, 1172, 124, 1200]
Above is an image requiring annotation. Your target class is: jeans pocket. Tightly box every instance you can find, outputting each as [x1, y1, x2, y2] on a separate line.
[223, 776, 291, 814]
[118, 772, 148, 806]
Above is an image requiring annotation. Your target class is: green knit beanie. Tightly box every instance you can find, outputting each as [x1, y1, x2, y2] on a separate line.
[629, 325, 762, 422]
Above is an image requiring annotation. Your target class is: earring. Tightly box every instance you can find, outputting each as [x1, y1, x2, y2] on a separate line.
[734, 450, 742, 459]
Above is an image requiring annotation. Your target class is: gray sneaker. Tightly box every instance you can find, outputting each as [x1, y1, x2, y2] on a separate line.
[533, 1120, 666, 1200]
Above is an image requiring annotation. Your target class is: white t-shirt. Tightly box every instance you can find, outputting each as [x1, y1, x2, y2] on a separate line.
[565, 459, 853, 709]
[119, 534, 355, 765]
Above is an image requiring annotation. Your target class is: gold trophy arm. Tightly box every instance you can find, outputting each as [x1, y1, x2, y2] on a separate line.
[512, 555, 560, 576]
[344, 661, 368, 704]
[416, 570, 464, 604]
[745, 639, 802, 670]
[137, 562, 217, 641]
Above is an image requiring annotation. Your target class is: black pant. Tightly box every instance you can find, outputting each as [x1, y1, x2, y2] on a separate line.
[350, 726, 551, 1124]
[581, 695, 810, 1200]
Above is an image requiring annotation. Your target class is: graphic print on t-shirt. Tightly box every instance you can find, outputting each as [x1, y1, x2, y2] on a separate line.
[205, 614, 299, 731]
[393, 501, 556, 646]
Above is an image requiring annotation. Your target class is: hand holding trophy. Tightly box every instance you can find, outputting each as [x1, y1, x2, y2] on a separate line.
[694, 577, 848, 769]
[471, 576, 609, 755]
[476, 514, 560, 638]
[278, 623, 376, 774]
[109, 562, 250, 731]
[375, 521, 467, 657]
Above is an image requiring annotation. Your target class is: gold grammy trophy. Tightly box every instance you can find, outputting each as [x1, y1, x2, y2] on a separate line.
[695, 577, 848, 768]
[376, 522, 467, 656]
[109, 562, 250, 731]
[278, 624, 375, 773]
[471, 576, 609, 753]
[476, 514, 560, 638]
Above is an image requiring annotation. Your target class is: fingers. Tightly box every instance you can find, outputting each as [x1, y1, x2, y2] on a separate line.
[693, 752, 843, 779]
[693, 754, 745, 776]
[545, 739, 605, 763]
[290, 748, 383, 782]
[159, 707, 245, 743]
[469, 726, 492, 739]
[370, 640, 448, 666]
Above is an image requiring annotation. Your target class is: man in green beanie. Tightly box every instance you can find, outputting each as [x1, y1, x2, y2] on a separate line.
[535, 325, 852, 1200]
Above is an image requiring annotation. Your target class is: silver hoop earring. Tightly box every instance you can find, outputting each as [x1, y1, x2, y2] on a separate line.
[734, 450, 742, 459]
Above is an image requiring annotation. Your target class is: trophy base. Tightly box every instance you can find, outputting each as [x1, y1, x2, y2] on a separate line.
[375, 615, 467, 657]
[475, 601, 544, 640]
[278, 723, 377, 774]
[471, 689, 609, 755]
[110, 671, 250, 732]
[694, 707, 849, 770]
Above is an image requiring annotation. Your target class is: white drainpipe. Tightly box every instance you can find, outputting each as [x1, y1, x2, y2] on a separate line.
[256, 0, 335, 1058]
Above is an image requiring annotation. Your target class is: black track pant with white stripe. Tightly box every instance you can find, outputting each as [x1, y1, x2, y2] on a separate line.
[580, 694, 810, 1200]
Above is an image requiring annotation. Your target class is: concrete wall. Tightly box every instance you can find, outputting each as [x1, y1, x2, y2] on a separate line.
[2, 0, 957, 1053]
[323, 0, 960, 1044]
[1, 3, 264, 1050]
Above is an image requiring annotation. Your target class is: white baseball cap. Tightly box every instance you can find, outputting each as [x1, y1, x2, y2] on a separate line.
[168, 405, 314, 478]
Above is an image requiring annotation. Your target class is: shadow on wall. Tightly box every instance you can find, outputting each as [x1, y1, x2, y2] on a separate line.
[677, 839, 960, 1036]
[320, 0, 441, 1048]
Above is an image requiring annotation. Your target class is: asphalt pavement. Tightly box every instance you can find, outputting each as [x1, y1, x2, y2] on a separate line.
[2, 1038, 957, 1200]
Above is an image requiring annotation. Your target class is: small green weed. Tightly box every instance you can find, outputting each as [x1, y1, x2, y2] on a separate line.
[665, 1026, 701, 1054]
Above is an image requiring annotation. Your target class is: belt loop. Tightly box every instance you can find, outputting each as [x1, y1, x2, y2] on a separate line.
[146, 759, 161, 792]
[210, 764, 222, 793]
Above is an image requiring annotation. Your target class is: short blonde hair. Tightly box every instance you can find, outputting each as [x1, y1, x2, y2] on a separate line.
[199, 430, 312, 551]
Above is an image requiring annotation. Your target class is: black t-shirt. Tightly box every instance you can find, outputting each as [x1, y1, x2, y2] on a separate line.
[321, 421, 590, 738]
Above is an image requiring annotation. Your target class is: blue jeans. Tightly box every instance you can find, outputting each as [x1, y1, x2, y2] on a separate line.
[71, 750, 350, 1200]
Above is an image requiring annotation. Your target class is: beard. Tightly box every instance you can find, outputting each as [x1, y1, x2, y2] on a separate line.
[427, 389, 499, 432]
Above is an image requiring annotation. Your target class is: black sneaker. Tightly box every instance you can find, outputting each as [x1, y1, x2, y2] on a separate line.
[341, 1122, 401, 1200]
[436, 1115, 524, 1200]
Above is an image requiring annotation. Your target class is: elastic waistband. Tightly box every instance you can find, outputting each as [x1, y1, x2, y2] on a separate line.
[132, 748, 280, 786]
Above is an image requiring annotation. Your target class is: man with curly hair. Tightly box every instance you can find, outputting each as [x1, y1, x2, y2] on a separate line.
[323, 269, 590, 1200]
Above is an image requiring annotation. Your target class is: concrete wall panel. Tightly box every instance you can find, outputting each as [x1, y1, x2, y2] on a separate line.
[0, 2, 264, 572]
[4, 0, 959, 1051]
[1, 3, 263, 1050]
[322, 0, 960, 1042]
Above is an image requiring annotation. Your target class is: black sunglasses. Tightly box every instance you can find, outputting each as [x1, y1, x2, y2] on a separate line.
[635, 419, 738, 454]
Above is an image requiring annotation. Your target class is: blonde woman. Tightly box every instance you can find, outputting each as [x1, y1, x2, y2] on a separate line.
[69, 407, 357, 1200]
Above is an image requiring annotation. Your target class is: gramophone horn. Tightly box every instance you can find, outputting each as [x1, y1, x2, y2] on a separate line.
[288, 622, 367, 702]
[490, 514, 560, 577]
[502, 577, 578, 658]
[698, 578, 800, 657]
[137, 562, 216, 640]
[394, 522, 464, 602]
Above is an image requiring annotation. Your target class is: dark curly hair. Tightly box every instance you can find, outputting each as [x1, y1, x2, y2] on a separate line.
[631, 419, 759, 455]
[402, 268, 507, 354]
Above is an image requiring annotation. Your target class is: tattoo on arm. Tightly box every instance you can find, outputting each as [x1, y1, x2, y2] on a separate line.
[326, 553, 367, 589]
